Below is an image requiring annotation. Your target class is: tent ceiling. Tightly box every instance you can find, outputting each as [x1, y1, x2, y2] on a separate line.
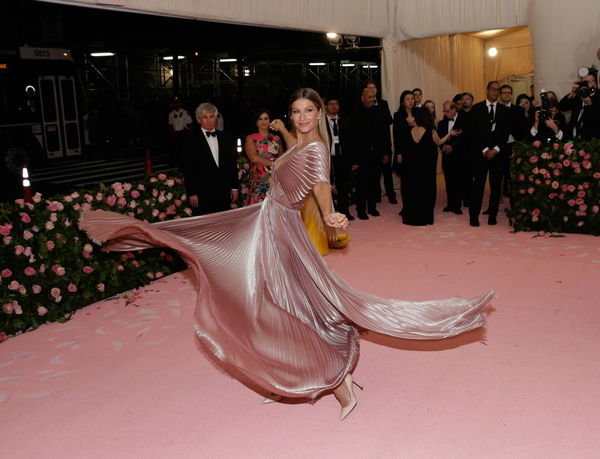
[37, 0, 530, 42]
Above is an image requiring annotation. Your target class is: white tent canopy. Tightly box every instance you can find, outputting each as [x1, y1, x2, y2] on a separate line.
[40, 0, 600, 111]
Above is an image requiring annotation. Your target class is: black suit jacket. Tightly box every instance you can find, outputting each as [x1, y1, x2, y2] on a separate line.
[347, 105, 392, 167]
[437, 112, 467, 152]
[506, 103, 527, 142]
[325, 116, 352, 164]
[466, 101, 510, 157]
[559, 94, 600, 140]
[181, 128, 238, 214]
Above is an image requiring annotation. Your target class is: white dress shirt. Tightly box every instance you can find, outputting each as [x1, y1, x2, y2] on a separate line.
[202, 128, 219, 166]
[327, 116, 340, 156]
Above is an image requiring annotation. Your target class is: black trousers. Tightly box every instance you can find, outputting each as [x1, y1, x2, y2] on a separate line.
[442, 151, 463, 211]
[355, 163, 379, 213]
[469, 152, 504, 221]
[331, 155, 351, 214]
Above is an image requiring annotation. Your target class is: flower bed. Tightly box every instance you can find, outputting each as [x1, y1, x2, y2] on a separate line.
[0, 173, 191, 339]
[508, 139, 600, 235]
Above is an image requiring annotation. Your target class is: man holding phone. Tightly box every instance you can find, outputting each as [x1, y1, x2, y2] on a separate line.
[437, 100, 466, 214]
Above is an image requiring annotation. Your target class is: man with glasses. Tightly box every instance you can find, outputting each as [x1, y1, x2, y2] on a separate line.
[465, 81, 510, 226]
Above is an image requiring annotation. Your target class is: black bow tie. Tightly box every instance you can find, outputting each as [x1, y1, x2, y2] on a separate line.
[205, 131, 217, 137]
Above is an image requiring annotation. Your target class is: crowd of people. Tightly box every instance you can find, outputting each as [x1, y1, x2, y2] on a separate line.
[171, 71, 600, 229]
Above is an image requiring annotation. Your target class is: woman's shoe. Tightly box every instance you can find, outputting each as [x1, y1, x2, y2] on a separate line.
[261, 394, 284, 404]
[339, 374, 359, 421]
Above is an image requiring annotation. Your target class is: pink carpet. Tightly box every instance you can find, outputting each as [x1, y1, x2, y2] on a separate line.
[2, 197, 600, 458]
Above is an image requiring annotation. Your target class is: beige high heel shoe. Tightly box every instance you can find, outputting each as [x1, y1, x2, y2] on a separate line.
[338, 373, 363, 421]
[261, 394, 284, 404]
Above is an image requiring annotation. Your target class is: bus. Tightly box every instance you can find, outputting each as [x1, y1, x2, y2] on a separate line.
[0, 45, 89, 200]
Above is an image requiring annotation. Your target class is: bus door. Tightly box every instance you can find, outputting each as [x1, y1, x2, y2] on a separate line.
[38, 75, 82, 158]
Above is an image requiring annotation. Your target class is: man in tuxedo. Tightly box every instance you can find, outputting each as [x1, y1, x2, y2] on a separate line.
[558, 71, 600, 141]
[466, 81, 510, 226]
[324, 96, 354, 220]
[182, 103, 239, 215]
[348, 88, 392, 220]
[364, 80, 396, 204]
[438, 101, 466, 214]
[496, 84, 526, 199]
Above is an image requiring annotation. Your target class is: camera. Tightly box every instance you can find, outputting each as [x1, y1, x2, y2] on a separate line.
[537, 91, 552, 121]
[574, 65, 597, 98]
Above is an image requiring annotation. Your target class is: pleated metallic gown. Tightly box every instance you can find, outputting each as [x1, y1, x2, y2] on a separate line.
[80, 141, 494, 399]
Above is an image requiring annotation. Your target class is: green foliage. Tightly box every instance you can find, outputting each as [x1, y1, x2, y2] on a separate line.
[508, 139, 600, 235]
[0, 173, 190, 338]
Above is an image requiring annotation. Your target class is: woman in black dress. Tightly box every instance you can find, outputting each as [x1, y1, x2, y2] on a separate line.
[401, 107, 459, 226]
[393, 90, 416, 214]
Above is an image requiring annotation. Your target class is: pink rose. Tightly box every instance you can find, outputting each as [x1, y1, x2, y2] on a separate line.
[51, 264, 66, 276]
[166, 179, 175, 187]
[3, 236, 11, 245]
[532, 209, 540, 216]
[582, 160, 592, 169]
[155, 272, 164, 279]
[563, 160, 570, 167]
[553, 169, 560, 176]
[567, 185, 576, 192]
[39, 264, 46, 273]
[84, 194, 93, 203]
[50, 287, 61, 297]
[158, 173, 167, 180]
[174, 199, 182, 207]
[8, 280, 20, 290]
[45, 221, 55, 231]
[158, 212, 166, 220]
[532, 140, 542, 148]
[46, 240, 55, 250]
[37, 306, 48, 316]
[82, 266, 94, 274]
[96, 192, 103, 201]
[593, 206, 599, 214]
[105, 195, 117, 207]
[137, 184, 145, 191]
[131, 260, 139, 268]
[32, 284, 42, 294]
[129, 200, 137, 209]
[548, 193, 557, 199]
[527, 187, 534, 194]
[563, 143, 573, 152]
[575, 198, 584, 205]
[579, 204, 588, 212]
[117, 197, 127, 208]
[97, 283, 105, 292]
[151, 209, 159, 217]
[146, 272, 154, 279]
[73, 203, 81, 211]
[567, 199, 576, 206]
[24, 246, 32, 257]
[0, 223, 12, 236]
[18, 285, 26, 295]
[577, 221, 585, 227]
[117, 264, 124, 272]
[577, 191, 585, 198]
[64, 195, 73, 203]
[518, 189, 526, 195]
[532, 216, 539, 222]
[23, 230, 33, 240]
[83, 243, 93, 253]
[24, 267, 36, 276]
[123, 183, 132, 191]
[19, 212, 31, 223]
[551, 181, 559, 189]
[2, 303, 14, 314]
[150, 177, 157, 183]
[131, 190, 140, 198]
[1, 269, 12, 278]
[67, 283, 77, 293]
[14, 245, 25, 255]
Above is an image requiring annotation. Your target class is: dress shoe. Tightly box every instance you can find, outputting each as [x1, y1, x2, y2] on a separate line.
[262, 394, 284, 404]
[367, 209, 380, 217]
[452, 209, 463, 215]
[469, 218, 480, 227]
[443, 206, 452, 212]
[488, 216, 497, 225]
[388, 195, 398, 204]
[357, 212, 369, 220]
[482, 209, 490, 215]
[338, 374, 363, 421]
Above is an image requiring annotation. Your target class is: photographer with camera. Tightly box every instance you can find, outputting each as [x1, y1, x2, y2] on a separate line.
[530, 92, 565, 143]
[558, 66, 600, 140]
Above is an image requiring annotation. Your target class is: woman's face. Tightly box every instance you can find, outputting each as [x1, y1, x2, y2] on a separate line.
[519, 98, 531, 112]
[402, 93, 415, 109]
[424, 102, 435, 114]
[290, 98, 320, 135]
[256, 112, 270, 130]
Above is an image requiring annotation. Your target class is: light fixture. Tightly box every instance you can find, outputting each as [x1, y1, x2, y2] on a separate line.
[341, 63, 355, 67]
[326, 32, 343, 49]
[488, 47, 498, 57]
[219, 58, 237, 63]
[362, 65, 378, 69]
[90, 52, 115, 57]
[326, 32, 339, 39]
[309, 62, 326, 66]
[163, 55, 186, 61]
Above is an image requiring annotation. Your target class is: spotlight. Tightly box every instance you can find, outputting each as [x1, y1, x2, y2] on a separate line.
[488, 47, 498, 57]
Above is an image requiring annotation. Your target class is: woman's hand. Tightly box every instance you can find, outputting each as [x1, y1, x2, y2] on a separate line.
[269, 119, 286, 132]
[323, 212, 348, 230]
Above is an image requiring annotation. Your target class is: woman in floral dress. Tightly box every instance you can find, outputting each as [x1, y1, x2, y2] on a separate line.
[244, 109, 283, 204]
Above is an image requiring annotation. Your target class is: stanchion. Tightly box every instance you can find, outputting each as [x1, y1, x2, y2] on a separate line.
[22, 166, 32, 203]
[144, 148, 153, 175]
